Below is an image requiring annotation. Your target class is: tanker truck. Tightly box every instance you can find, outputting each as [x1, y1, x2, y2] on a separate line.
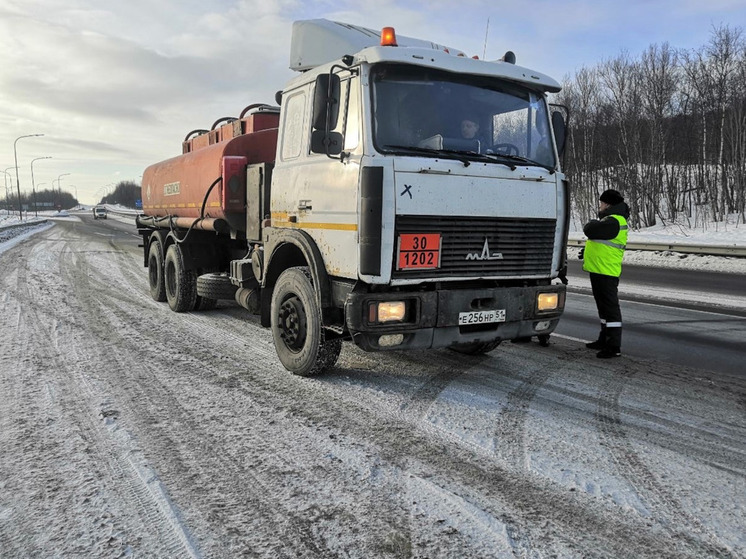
[137, 19, 570, 376]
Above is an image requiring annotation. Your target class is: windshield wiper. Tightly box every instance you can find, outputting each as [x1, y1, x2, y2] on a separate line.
[383, 144, 529, 168]
[382, 144, 476, 166]
[484, 152, 555, 173]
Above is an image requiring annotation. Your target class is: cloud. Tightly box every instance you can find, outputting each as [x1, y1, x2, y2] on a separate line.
[1, 0, 745, 204]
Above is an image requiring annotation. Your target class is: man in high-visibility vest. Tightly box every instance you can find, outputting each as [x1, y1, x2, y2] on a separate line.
[581, 189, 630, 358]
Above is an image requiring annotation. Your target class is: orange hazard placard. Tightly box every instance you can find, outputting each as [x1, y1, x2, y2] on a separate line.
[397, 233, 441, 269]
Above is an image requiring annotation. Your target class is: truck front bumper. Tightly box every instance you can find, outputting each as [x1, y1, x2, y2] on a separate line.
[344, 284, 566, 352]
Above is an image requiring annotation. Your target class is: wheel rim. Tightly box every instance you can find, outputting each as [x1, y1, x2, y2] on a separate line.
[278, 295, 307, 352]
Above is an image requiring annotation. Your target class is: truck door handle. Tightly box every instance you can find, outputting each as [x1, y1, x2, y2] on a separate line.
[298, 200, 312, 211]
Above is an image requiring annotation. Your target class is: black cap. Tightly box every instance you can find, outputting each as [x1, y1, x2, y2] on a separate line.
[600, 189, 624, 205]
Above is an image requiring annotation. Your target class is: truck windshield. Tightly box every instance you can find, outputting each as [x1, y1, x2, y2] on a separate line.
[371, 64, 555, 169]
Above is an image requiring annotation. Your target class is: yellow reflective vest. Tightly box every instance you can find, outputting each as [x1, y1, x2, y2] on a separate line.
[582, 215, 628, 277]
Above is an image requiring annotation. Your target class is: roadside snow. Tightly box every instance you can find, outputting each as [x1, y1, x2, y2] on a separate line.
[568, 213, 746, 275]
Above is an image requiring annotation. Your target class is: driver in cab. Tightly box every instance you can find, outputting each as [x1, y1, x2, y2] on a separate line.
[460, 117, 480, 141]
[459, 115, 484, 153]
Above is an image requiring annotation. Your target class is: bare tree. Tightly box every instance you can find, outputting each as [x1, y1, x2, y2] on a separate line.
[707, 25, 743, 216]
[560, 25, 745, 229]
[557, 67, 602, 225]
[598, 52, 650, 227]
[640, 43, 678, 221]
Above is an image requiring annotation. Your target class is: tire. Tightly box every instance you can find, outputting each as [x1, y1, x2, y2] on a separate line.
[195, 295, 218, 311]
[449, 339, 501, 355]
[147, 238, 166, 302]
[164, 244, 198, 312]
[270, 267, 338, 376]
[197, 273, 238, 300]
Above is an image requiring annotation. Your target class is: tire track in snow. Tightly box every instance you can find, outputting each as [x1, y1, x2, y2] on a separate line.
[39, 231, 202, 558]
[491, 362, 553, 470]
[71, 260, 346, 558]
[0, 235, 163, 557]
[325, 348, 541, 555]
[596, 364, 737, 559]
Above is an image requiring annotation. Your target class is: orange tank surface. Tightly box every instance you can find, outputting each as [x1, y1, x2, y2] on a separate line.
[141, 126, 278, 228]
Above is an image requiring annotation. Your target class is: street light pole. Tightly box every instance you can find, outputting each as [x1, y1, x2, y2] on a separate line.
[30, 156, 52, 218]
[14, 134, 44, 220]
[2, 167, 15, 213]
[56, 173, 70, 210]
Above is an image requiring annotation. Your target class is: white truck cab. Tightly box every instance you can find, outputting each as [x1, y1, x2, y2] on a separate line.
[259, 20, 569, 370]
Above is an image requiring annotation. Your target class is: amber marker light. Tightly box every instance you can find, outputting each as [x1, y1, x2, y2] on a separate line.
[381, 27, 398, 46]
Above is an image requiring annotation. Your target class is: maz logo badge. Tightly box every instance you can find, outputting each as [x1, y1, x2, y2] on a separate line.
[466, 238, 503, 261]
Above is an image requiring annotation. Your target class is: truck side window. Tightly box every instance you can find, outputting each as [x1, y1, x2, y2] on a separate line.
[344, 78, 359, 151]
[281, 91, 306, 160]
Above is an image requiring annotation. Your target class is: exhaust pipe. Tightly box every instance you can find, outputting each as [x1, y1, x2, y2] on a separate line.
[235, 287, 260, 314]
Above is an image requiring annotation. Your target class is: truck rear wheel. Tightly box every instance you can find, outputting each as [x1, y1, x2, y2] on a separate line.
[195, 294, 218, 311]
[164, 244, 198, 312]
[271, 267, 340, 376]
[449, 339, 501, 355]
[147, 238, 166, 302]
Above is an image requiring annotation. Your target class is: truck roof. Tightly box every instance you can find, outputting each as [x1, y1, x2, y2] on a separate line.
[288, 19, 560, 94]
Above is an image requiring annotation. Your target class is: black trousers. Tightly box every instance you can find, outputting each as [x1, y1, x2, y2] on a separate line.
[589, 272, 622, 349]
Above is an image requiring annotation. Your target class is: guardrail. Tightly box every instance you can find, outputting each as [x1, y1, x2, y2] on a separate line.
[567, 238, 746, 258]
[0, 219, 49, 232]
[100, 206, 140, 219]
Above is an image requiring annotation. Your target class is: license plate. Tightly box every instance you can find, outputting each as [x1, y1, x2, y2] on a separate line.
[397, 233, 441, 270]
[458, 309, 506, 325]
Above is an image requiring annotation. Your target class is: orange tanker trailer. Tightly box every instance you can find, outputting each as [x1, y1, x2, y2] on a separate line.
[139, 105, 279, 235]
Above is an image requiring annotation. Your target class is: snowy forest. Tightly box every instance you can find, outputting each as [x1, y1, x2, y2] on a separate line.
[2, 180, 140, 211]
[556, 24, 746, 229]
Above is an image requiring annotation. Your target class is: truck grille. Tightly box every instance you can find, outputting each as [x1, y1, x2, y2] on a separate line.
[393, 216, 556, 279]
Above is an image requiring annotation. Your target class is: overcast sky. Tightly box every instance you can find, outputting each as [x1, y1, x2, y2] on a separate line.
[1, 0, 744, 205]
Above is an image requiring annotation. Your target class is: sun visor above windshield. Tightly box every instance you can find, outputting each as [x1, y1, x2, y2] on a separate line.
[289, 19, 465, 72]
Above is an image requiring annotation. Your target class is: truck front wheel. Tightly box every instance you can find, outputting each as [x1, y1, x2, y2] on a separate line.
[164, 244, 198, 312]
[271, 267, 340, 376]
[147, 238, 167, 302]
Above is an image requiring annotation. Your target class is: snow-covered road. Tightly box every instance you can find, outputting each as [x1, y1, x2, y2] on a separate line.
[0, 219, 744, 558]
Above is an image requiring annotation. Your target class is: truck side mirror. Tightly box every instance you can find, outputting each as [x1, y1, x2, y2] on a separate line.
[311, 130, 343, 155]
[551, 110, 567, 158]
[312, 73, 340, 131]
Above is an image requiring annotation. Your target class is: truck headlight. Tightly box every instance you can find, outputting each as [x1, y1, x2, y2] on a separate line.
[368, 301, 407, 323]
[537, 292, 559, 312]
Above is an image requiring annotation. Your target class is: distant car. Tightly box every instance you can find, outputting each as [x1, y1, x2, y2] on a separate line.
[93, 206, 107, 220]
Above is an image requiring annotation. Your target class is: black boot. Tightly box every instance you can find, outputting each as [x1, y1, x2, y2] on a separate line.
[586, 328, 606, 350]
[596, 347, 621, 359]
[599, 327, 622, 358]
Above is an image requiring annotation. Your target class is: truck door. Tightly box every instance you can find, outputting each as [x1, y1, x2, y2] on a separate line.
[273, 75, 362, 280]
